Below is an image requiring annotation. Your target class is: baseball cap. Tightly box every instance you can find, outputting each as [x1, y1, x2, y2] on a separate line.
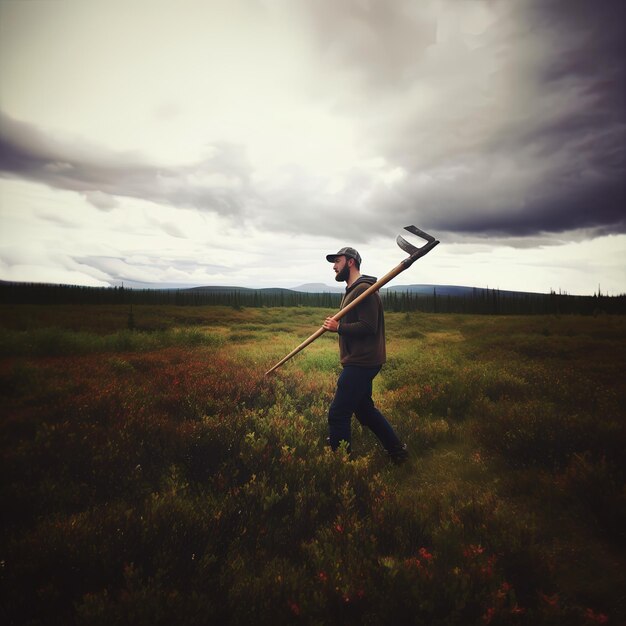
[326, 246, 362, 266]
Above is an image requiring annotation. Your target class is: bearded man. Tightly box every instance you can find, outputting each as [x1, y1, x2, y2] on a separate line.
[322, 247, 408, 464]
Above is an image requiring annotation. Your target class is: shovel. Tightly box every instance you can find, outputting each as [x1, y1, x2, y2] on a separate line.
[264, 226, 440, 376]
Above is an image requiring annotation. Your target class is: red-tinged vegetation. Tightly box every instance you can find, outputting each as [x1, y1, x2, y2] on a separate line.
[1, 308, 624, 625]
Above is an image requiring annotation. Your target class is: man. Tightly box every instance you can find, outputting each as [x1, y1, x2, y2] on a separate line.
[322, 246, 408, 464]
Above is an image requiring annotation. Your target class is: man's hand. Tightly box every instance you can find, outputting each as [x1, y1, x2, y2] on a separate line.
[323, 317, 339, 332]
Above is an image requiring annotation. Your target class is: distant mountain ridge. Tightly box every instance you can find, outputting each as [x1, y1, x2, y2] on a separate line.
[382, 284, 548, 297]
[3, 280, 622, 314]
[0, 279, 563, 298]
[185, 285, 294, 295]
[291, 283, 548, 297]
[291, 282, 344, 293]
[184, 283, 549, 297]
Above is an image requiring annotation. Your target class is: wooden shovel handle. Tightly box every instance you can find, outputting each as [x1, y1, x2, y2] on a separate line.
[264, 234, 439, 375]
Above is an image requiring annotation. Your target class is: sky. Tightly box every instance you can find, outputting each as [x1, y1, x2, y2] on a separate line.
[0, 0, 624, 295]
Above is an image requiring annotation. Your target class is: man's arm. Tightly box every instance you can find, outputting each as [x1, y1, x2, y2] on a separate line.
[322, 289, 379, 335]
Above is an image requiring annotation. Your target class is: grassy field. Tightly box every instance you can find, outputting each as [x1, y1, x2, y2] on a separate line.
[1, 304, 625, 625]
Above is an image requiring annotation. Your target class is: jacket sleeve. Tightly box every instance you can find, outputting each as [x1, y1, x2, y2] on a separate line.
[338, 288, 379, 337]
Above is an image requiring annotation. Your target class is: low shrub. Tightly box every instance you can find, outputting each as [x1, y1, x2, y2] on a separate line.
[1, 310, 624, 625]
[559, 453, 626, 545]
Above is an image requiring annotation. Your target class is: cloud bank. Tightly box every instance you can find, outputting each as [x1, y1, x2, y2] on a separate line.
[0, 0, 624, 292]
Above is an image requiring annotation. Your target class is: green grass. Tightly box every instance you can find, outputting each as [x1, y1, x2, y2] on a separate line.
[0, 326, 226, 356]
[0, 305, 624, 625]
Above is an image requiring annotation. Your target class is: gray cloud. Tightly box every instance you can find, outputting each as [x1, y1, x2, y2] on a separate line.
[1, 0, 624, 247]
[74, 254, 232, 287]
[303, 0, 437, 91]
[298, 0, 625, 240]
[0, 111, 255, 217]
[82, 190, 119, 211]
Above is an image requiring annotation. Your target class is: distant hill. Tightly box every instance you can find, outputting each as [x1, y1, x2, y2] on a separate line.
[290, 283, 545, 298]
[382, 284, 545, 297]
[2, 280, 623, 314]
[291, 283, 344, 293]
[185, 285, 297, 296]
[0, 279, 555, 299]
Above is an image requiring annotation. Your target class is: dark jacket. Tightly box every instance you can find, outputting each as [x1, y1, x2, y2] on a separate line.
[337, 275, 386, 367]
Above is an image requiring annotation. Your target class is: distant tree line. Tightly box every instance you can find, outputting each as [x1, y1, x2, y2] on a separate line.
[1, 281, 624, 315]
[0, 283, 341, 308]
[381, 287, 626, 315]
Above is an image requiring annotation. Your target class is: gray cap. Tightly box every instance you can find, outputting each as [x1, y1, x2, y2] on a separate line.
[326, 246, 362, 266]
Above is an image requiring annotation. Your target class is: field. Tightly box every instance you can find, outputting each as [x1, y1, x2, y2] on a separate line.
[1, 304, 625, 625]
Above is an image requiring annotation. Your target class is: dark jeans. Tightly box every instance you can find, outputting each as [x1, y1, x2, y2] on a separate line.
[328, 365, 402, 453]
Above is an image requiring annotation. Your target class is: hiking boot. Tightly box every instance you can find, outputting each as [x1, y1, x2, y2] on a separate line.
[388, 443, 408, 465]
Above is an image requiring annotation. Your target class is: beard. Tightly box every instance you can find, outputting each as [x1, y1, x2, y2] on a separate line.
[335, 262, 351, 282]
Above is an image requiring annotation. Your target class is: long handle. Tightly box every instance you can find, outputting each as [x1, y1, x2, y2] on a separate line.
[264, 261, 409, 376]
[264, 235, 439, 375]
[264, 326, 329, 376]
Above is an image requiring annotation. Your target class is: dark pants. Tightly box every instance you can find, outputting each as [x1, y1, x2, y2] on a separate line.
[328, 365, 402, 453]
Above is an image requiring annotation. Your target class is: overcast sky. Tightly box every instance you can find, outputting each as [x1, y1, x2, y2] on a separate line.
[1, 0, 624, 295]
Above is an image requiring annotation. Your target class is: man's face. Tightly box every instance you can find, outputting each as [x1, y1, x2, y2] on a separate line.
[333, 256, 351, 282]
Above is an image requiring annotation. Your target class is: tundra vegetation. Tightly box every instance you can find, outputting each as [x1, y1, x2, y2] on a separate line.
[1, 304, 624, 625]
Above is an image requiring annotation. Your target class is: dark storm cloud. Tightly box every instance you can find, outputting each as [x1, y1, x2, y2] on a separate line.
[303, 0, 625, 241]
[536, 0, 625, 86]
[0, 111, 254, 216]
[1, 0, 624, 246]
[371, 138, 625, 239]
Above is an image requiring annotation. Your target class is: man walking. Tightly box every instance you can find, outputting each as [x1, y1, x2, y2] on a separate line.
[322, 246, 408, 463]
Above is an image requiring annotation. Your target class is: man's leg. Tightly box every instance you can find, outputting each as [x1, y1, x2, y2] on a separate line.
[354, 367, 407, 462]
[328, 366, 371, 451]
